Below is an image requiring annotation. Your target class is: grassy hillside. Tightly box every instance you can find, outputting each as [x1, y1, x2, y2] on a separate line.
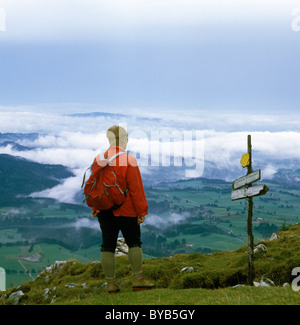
[1, 224, 299, 305]
[0, 154, 73, 205]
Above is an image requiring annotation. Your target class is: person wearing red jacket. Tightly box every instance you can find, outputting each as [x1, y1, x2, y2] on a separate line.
[92, 125, 154, 294]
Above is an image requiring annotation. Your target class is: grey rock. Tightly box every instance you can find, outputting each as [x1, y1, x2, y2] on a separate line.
[65, 283, 77, 288]
[232, 284, 245, 288]
[269, 233, 278, 241]
[7, 291, 24, 305]
[44, 261, 67, 274]
[43, 288, 50, 299]
[180, 267, 195, 273]
[260, 275, 275, 287]
[254, 244, 268, 254]
[115, 237, 129, 256]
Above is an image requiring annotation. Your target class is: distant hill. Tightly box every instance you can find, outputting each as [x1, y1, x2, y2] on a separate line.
[0, 154, 74, 204]
[0, 141, 33, 151]
[270, 168, 300, 190]
[65, 111, 162, 122]
[0, 133, 39, 143]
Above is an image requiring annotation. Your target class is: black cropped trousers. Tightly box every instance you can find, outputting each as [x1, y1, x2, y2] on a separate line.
[97, 209, 142, 253]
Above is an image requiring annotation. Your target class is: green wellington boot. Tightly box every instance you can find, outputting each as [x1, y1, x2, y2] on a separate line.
[132, 272, 155, 291]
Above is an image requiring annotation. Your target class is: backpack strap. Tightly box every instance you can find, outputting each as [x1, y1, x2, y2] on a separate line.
[107, 151, 129, 198]
[81, 153, 106, 189]
[81, 166, 91, 188]
[107, 151, 127, 165]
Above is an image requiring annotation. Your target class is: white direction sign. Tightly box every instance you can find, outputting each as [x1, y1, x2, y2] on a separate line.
[232, 169, 261, 190]
[231, 184, 269, 201]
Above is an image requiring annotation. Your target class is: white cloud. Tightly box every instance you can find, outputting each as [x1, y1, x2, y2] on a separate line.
[1, 108, 300, 203]
[0, 110, 122, 134]
[1, 109, 300, 169]
[0, 145, 97, 169]
[144, 212, 190, 228]
[262, 164, 277, 179]
[71, 218, 99, 230]
[29, 169, 83, 204]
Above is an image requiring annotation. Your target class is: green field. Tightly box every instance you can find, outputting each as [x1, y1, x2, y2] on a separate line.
[1, 177, 299, 289]
[0, 243, 97, 288]
[144, 178, 300, 254]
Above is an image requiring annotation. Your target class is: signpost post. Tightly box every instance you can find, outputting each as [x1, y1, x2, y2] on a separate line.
[231, 135, 269, 285]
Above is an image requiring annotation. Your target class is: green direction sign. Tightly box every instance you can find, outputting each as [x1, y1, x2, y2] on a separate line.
[231, 184, 269, 201]
[232, 169, 261, 190]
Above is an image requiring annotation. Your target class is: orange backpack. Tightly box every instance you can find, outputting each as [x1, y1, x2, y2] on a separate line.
[81, 152, 128, 211]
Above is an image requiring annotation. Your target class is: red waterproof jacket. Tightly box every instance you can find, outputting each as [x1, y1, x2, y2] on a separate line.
[92, 145, 148, 218]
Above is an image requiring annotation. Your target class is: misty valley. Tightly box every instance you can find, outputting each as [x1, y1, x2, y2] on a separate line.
[0, 152, 300, 288]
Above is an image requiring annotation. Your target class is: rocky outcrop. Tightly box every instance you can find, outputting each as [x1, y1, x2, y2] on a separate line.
[7, 290, 25, 305]
[254, 243, 268, 254]
[269, 233, 279, 241]
[254, 275, 275, 287]
[43, 260, 67, 274]
[115, 237, 129, 256]
[180, 267, 196, 273]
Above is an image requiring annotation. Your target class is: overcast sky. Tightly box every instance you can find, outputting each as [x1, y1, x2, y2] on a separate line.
[1, 0, 300, 203]
[0, 0, 299, 114]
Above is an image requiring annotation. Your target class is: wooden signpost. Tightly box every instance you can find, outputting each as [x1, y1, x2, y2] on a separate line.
[232, 169, 261, 191]
[231, 135, 269, 285]
[231, 184, 269, 201]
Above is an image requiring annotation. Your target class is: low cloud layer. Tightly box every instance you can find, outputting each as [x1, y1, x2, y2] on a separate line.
[71, 217, 99, 231]
[144, 212, 191, 229]
[0, 107, 300, 203]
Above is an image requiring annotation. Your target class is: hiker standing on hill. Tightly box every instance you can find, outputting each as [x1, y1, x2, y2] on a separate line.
[92, 125, 154, 294]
